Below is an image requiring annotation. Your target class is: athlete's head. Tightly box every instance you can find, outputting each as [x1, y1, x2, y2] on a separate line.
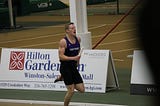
[65, 22, 76, 36]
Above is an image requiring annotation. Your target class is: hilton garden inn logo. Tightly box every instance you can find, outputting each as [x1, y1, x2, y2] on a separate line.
[9, 51, 25, 70]
[8, 50, 61, 71]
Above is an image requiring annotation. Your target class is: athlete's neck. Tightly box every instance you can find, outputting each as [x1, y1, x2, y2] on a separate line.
[66, 34, 76, 44]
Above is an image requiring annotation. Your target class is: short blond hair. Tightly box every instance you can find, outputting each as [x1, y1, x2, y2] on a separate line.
[65, 22, 74, 31]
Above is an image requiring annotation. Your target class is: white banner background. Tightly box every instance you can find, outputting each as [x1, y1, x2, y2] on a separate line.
[0, 48, 110, 93]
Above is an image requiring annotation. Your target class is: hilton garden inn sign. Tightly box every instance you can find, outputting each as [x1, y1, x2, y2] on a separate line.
[0, 48, 119, 93]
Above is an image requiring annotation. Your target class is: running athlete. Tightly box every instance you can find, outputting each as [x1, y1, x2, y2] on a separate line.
[56, 22, 85, 106]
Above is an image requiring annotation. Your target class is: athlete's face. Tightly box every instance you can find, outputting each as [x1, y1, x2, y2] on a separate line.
[67, 24, 76, 36]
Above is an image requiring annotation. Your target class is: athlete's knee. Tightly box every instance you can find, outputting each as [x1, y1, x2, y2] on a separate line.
[75, 84, 85, 93]
[79, 88, 85, 93]
[69, 89, 75, 95]
[68, 88, 75, 96]
[77, 86, 85, 93]
[65, 90, 74, 100]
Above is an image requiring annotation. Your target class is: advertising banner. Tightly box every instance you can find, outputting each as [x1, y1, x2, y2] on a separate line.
[130, 50, 158, 95]
[30, 0, 68, 12]
[0, 48, 118, 93]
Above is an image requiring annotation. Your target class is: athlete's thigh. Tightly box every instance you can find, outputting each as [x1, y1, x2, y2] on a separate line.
[75, 83, 85, 92]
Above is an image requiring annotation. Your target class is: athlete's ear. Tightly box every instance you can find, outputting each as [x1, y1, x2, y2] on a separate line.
[66, 29, 69, 33]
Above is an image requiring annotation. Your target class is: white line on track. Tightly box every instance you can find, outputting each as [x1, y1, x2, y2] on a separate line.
[112, 48, 139, 53]
[0, 33, 65, 44]
[0, 99, 127, 106]
[92, 29, 136, 39]
[17, 42, 58, 48]
[113, 59, 124, 61]
[99, 38, 137, 46]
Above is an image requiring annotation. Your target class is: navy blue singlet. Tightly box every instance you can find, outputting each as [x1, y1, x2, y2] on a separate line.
[64, 36, 80, 57]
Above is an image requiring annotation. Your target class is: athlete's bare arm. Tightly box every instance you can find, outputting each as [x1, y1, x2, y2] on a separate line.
[58, 38, 80, 61]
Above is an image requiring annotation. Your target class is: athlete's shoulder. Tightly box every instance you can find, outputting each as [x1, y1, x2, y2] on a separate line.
[76, 36, 81, 43]
[59, 37, 67, 46]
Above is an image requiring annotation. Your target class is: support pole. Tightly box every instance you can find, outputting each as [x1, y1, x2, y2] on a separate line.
[69, 0, 92, 49]
[8, 0, 14, 28]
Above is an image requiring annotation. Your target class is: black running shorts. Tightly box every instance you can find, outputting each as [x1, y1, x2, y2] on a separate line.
[60, 61, 83, 85]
